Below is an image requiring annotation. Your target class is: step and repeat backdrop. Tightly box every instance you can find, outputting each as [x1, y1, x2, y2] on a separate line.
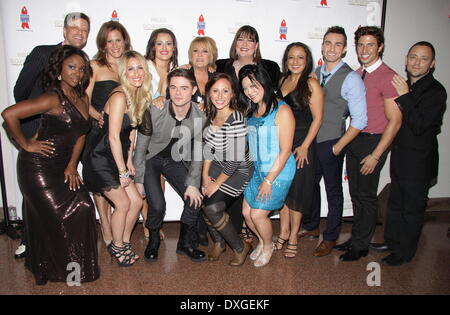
[0, 0, 384, 220]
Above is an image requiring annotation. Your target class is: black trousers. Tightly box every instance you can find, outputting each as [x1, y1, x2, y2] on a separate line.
[303, 138, 344, 241]
[384, 177, 430, 261]
[143, 156, 200, 230]
[346, 134, 388, 251]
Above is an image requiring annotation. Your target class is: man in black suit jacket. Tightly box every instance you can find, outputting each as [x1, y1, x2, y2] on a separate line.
[381, 41, 447, 266]
[13, 12, 90, 138]
[12, 12, 90, 259]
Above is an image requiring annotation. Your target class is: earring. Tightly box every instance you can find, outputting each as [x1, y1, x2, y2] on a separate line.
[58, 75, 61, 81]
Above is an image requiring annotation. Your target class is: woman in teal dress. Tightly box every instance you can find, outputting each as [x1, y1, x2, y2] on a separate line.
[239, 64, 296, 267]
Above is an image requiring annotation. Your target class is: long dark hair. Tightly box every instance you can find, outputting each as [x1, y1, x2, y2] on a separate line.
[238, 64, 278, 117]
[205, 73, 240, 121]
[145, 28, 178, 71]
[281, 42, 313, 111]
[43, 45, 92, 99]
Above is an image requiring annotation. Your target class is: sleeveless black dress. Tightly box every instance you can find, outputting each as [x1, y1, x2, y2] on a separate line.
[276, 83, 316, 214]
[82, 90, 134, 193]
[17, 92, 99, 285]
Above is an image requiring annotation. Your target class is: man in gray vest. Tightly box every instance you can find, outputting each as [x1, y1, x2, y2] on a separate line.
[299, 26, 367, 257]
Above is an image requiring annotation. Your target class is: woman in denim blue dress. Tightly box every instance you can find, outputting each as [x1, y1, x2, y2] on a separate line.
[239, 64, 296, 267]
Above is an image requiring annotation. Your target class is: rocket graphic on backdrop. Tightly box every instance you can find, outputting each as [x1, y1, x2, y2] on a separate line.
[321, 0, 328, 6]
[279, 19, 287, 40]
[318, 58, 323, 67]
[20, 6, 30, 29]
[197, 15, 205, 35]
[111, 10, 119, 22]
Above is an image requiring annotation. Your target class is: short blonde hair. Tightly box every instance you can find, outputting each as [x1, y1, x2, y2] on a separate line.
[118, 50, 152, 127]
[188, 36, 218, 71]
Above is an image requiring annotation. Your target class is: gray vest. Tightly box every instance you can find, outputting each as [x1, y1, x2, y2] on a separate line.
[315, 63, 353, 143]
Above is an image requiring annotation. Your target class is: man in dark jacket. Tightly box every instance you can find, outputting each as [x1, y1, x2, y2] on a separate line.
[381, 41, 447, 266]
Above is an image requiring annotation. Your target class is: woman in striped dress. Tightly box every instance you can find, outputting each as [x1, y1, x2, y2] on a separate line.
[202, 73, 253, 266]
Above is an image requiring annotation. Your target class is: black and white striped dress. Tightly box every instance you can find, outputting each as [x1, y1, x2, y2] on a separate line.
[203, 111, 253, 197]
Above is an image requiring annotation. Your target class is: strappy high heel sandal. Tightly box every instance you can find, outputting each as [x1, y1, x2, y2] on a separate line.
[107, 243, 137, 267]
[274, 236, 288, 251]
[123, 242, 140, 261]
[240, 224, 254, 244]
[284, 243, 298, 258]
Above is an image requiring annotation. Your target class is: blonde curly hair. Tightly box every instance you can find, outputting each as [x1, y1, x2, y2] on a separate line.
[118, 50, 152, 127]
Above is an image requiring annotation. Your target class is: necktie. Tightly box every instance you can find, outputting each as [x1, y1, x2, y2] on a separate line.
[321, 73, 331, 87]
[361, 69, 367, 81]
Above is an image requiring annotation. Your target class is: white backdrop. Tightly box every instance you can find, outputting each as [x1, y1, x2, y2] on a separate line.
[0, 0, 384, 220]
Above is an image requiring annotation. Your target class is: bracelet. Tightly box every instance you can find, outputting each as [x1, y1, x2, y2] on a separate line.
[263, 178, 273, 185]
[370, 154, 380, 162]
[119, 169, 130, 179]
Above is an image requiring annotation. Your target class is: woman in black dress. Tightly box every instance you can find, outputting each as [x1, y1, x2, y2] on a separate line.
[2, 45, 99, 285]
[83, 21, 131, 246]
[275, 42, 323, 258]
[82, 51, 151, 266]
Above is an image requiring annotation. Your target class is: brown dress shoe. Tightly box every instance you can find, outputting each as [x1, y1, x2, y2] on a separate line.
[208, 243, 226, 261]
[313, 240, 336, 257]
[229, 242, 252, 266]
[298, 228, 320, 239]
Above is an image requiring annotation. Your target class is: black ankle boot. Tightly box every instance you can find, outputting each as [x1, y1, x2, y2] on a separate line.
[176, 223, 206, 262]
[144, 229, 160, 262]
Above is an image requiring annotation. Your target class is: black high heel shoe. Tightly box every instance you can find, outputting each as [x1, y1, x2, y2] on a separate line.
[107, 243, 136, 267]
[123, 242, 140, 261]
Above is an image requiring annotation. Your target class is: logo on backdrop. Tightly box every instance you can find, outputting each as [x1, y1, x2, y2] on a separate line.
[20, 6, 30, 29]
[279, 19, 287, 40]
[197, 14, 205, 35]
[320, 0, 328, 6]
[318, 58, 323, 67]
[111, 10, 119, 22]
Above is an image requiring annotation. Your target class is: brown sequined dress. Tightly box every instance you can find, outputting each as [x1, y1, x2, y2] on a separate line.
[17, 93, 100, 285]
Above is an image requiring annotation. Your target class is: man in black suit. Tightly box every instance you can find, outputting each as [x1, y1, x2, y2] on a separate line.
[12, 12, 90, 258]
[14, 12, 90, 137]
[381, 41, 447, 266]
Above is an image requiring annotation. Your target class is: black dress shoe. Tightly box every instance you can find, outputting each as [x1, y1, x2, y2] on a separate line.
[382, 253, 406, 266]
[176, 246, 207, 262]
[144, 243, 159, 262]
[334, 239, 352, 251]
[369, 242, 391, 252]
[144, 229, 161, 262]
[339, 249, 369, 261]
[176, 223, 207, 262]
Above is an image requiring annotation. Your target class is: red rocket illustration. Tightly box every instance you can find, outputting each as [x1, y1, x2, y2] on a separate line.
[279, 19, 287, 40]
[21, 6, 30, 29]
[321, 0, 328, 6]
[318, 58, 323, 67]
[197, 15, 205, 36]
[112, 10, 119, 21]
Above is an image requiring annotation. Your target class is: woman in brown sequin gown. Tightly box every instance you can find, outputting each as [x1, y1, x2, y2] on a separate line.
[2, 45, 99, 285]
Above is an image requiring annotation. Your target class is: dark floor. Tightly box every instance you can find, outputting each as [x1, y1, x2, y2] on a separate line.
[1, 211, 449, 295]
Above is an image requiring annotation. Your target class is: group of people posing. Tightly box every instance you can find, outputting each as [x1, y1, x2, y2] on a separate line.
[2, 12, 446, 285]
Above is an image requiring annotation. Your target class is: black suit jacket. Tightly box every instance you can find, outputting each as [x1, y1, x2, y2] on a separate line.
[391, 73, 447, 182]
[13, 43, 60, 138]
